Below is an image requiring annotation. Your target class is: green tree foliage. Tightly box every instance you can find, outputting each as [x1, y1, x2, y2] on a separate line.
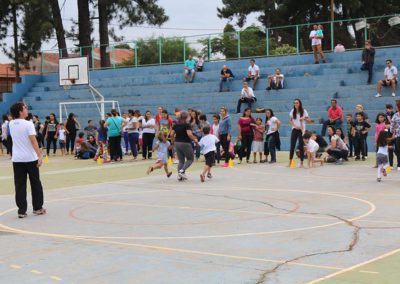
[119, 37, 196, 66]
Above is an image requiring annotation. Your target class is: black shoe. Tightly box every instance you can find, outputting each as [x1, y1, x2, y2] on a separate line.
[266, 87, 272, 91]
[362, 157, 366, 161]
[355, 156, 360, 161]
[18, 213, 27, 219]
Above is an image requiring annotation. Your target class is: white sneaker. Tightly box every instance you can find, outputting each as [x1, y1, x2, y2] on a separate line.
[392, 93, 396, 97]
[375, 93, 382, 98]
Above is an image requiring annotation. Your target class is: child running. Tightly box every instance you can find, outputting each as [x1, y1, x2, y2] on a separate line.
[376, 130, 390, 182]
[58, 123, 67, 156]
[147, 132, 173, 178]
[199, 125, 219, 182]
[303, 131, 324, 168]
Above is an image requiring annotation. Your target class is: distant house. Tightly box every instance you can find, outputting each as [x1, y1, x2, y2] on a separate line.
[0, 64, 40, 95]
[28, 48, 135, 73]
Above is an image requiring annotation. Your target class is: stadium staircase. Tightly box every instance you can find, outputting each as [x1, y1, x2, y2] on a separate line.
[1, 47, 400, 150]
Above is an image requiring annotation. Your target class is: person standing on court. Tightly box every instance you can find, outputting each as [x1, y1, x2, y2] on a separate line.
[9, 102, 46, 218]
[361, 40, 375, 84]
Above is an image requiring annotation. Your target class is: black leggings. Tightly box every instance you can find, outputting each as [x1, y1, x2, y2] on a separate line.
[66, 133, 76, 153]
[354, 136, 366, 158]
[109, 135, 122, 161]
[142, 133, 155, 159]
[239, 134, 253, 161]
[289, 129, 304, 161]
[46, 131, 57, 155]
[220, 134, 230, 163]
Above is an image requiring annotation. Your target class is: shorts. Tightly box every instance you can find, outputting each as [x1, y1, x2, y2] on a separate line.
[381, 79, 397, 86]
[376, 153, 388, 165]
[252, 140, 264, 152]
[204, 151, 216, 167]
[185, 69, 195, 75]
[59, 140, 66, 148]
[245, 76, 259, 81]
[156, 153, 168, 164]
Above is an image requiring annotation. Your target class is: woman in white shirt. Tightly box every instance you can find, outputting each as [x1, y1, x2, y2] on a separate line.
[289, 99, 311, 167]
[141, 111, 156, 160]
[309, 24, 326, 64]
[237, 81, 257, 113]
[264, 109, 281, 164]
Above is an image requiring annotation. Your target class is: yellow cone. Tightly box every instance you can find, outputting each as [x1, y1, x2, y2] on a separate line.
[168, 156, 173, 166]
[290, 159, 295, 169]
[44, 155, 49, 164]
[228, 159, 234, 168]
[97, 157, 103, 165]
[386, 166, 392, 173]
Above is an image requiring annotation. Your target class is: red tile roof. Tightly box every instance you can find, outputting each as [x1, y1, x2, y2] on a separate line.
[0, 63, 40, 77]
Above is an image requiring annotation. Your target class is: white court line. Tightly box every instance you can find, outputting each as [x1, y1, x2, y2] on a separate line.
[305, 247, 400, 283]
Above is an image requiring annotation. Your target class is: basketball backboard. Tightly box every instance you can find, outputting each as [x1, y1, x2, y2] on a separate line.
[59, 57, 89, 86]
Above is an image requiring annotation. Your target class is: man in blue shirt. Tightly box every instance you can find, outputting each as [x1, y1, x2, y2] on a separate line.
[184, 54, 197, 83]
[219, 65, 235, 92]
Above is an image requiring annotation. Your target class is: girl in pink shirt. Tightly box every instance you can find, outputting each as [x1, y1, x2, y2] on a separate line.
[374, 113, 388, 144]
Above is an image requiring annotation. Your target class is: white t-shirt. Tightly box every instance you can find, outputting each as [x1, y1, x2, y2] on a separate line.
[241, 87, 255, 98]
[1, 121, 8, 140]
[384, 66, 398, 80]
[58, 129, 66, 141]
[309, 30, 321, 46]
[197, 58, 204, 67]
[211, 124, 219, 137]
[273, 74, 285, 83]
[377, 145, 388, 156]
[289, 109, 309, 130]
[331, 135, 349, 151]
[127, 117, 139, 134]
[199, 134, 219, 155]
[248, 64, 260, 77]
[267, 117, 279, 135]
[9, 119, 38, 162]
[142, 118, 156, 134]
[122, 118, 129, 132]
[306, 139, 319, 153]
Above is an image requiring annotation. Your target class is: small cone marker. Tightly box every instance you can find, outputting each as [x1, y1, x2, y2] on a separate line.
[290, 159, 295, 169]
[228, 159, 234, 168]
[386, 166, 392, 173]
[168, 156, 173, 166]
[97, 157, 103, 165]
[44, 155, 49, 164]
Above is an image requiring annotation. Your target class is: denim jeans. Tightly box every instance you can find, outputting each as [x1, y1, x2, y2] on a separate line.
[219, 77, 233, 91]
[128, 132, 139, 158]
[361, 62, 374, 83]
[321, 119, 342, 136]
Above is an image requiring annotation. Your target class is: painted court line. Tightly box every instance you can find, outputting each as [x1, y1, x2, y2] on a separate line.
[50, 276, 62, 281]
[9, 264, 21, 269]
[30, 270, 43, 275]
[305, 247, 400, 283]
[359, 270, 379, 274]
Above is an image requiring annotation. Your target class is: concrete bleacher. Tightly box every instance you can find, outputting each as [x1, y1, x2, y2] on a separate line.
[2, 47, 400, 150]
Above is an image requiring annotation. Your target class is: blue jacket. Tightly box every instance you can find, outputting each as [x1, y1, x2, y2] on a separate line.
[219, 115, 231, 135]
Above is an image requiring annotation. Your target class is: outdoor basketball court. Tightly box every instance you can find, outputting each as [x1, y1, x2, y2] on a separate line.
[0, 155, 400, 283]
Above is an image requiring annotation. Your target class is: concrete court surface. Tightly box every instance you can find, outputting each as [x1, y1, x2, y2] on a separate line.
[1, 156, 400, 283]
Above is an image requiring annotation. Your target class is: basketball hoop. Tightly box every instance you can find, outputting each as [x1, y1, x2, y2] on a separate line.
[62, 78, 76, 90]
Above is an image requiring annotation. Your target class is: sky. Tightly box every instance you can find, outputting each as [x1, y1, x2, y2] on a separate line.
[0, 0, 260, 63]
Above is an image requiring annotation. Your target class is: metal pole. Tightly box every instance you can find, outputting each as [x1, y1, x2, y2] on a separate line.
[59, 103, 62, 123]
[91, 45, 95, 70]
[364, 18, 368, 42]
[330, 21, 334, 52]
[237, 31, 241, 59]
[208, 35, 211, 61]
[112, 45, 116, 69]
[266, 28, 269, 56]
[41, 49, 45, 73]
[134, 46, 138, 67]
[296, 25, 299, 54]
[159, 38, 162, 65]
[79, 47, 83, 56]
[183, 37, 186, 62]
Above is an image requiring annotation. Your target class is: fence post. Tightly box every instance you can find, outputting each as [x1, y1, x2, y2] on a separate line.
[296, 25, 300, 54]
[183, 37, 186, 62]
[237, 31, 241, 58]
[330, 21, 334, 52]
[208, 35, 211, 61]
[91, 45, 95, 70]
[134, 45, 138, 67]
[159, 37, 162, 65]
[79, 47, 83, 56]
[364, 18, 368, 42]
[112, 44, 116, 69]
[41, 49, 45, 73]
[266, 28, 269, 56]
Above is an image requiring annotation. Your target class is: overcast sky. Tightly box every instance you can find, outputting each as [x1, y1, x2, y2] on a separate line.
[0, 0, 259, 63]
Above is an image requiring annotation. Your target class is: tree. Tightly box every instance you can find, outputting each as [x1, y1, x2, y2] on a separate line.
[96, 0, 168, 68]
[119, 37, 196, 66]
[48, 0, 68, 58]
[77, 0, 92, 66]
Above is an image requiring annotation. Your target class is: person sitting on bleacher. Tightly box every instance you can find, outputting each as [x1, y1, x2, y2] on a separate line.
[320, 99, 343, 137]
[376, 59, 398, 98]
[219, 65, 235, 92]
[243, 59, 260, 89]
[184, 54, 197, 83]
[266, 68, 284, 91]
[237, 81, 257, 113]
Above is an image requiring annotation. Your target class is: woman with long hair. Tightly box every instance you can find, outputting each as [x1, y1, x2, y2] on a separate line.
[64, 113, 81, 155]
[45, 113, 59, 156]
[141, 111, 156, 160]
[170, 111, 198, 181]
[289, 99, 311, 167]
[237, 107, 256, 163]
[190, 110, 202, 160]
[219, 107, 232, 167]
[264, 108, 281, 163]
[105, 109, 123, 162]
